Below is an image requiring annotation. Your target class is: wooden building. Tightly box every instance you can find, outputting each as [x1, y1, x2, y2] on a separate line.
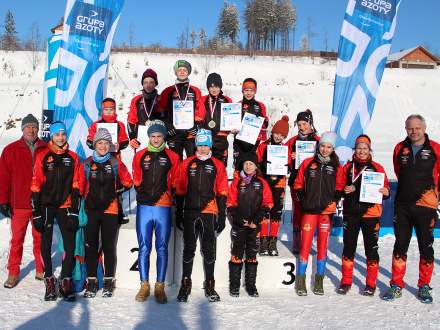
[386, 46, 440, 69]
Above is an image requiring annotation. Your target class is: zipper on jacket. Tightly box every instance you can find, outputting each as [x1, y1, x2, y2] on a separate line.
[151, 153, 157, 198]
[318, 164, 323, 209]
[198, 160, 202, 209]
[99, 162, 104, 203]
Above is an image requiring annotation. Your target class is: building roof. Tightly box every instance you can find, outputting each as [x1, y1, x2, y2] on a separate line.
[387, 46, 440, 64]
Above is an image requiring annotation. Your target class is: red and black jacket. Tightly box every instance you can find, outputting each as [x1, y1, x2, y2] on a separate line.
[342, 158, 390, 218]
[158, 82, 204, 136]
[235, 98, 268, 145]
[127, 90, 163, 140]
[256, 138, 291, 188]
[31, 142, 80, 210]
[286, 133, 320, 186]
[175, 155, 228, 214]
[132, 147, 180, 207]
[293, 152, 344, 215]
[79, 156, 133, 214]
[201, 93, 233, 136]
[86, 118, 129, 151]
[227, 175, 273, 222]
[393, 134, 440, 209]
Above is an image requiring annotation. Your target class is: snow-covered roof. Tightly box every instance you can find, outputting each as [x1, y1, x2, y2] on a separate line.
[387, 47, 418, 62]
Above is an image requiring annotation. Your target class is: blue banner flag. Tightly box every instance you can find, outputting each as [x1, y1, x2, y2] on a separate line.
[54, 0, 124, 159]
[331, 0, 402, 162]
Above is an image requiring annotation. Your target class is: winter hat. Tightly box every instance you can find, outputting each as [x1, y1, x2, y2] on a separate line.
[49, 121, 66, 137]
[174, 60, 192, 75]
[296, 109, 314, 125]
[319, 131, 337, 148]
[242, 78, 257, 92]
[21, 114, 39, 130]
[93, 128, 113, 147]
[102, 97, 116, 109]
[239, 152, 258, 170]
[147, 120, 167, 138]
[195, 128, 212, 148]
[355, 134, 372, 149]
[206, 73, 222, 89]
[272, 115, 290, 137]
[141, 68, 158, 86]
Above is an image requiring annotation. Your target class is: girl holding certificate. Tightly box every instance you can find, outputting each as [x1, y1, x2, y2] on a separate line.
[201, 73, 233, 166]
[337, 135, 390, 296]
[286, 109, 320, 254]
[293, 132, 344, 296]
[256, 116, 290, 256]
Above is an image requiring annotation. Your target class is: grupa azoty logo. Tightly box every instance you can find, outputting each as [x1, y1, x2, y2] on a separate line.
[75, 10, 106, 35]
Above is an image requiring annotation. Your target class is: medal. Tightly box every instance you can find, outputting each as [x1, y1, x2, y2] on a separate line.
[145, 120, 152, 127]
[208, 120, 216, 128]
[208, 96, 218, 129]
[142, 94, 157, 123]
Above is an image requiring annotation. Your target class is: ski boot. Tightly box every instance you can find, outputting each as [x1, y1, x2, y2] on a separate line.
[84, 277, 98, 298]
[177, 277, 192, 302]
[245, 262, 259, 297]
[418, 285, 433, 304]
[135, 281, 150, 302]
[295, 275, 307, 296]
[59, 277, 75, 302]
[337, 284, 351, 295]
[268, 237, 279, 256]
[154, 282, 168, 304]
[361, 285, 376, 297]
[382, 285, 402, 301]
[259, 237, 269, 256]
[102, 277, 115, 298]
[229, 261, 243, 297]
[313, 274, 324, 295]
[44, 276, 57, 301]
[204, 279, 220, 302]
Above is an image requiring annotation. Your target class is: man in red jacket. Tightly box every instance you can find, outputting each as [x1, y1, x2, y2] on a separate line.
[0, 114, 46, 288]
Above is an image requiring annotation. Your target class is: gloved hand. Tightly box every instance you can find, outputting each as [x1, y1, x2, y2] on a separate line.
[215, 213, 226, 234]
[233, 216, 247, 228]
[67, 209, 79, 232]
[0, 204, 11, 218]
[33, 211, 45, 233]
[187, 126, 198, 136]
[175, 208, 184, 231]
[168, 128, 177, 137]
[129, 139, 140, 149]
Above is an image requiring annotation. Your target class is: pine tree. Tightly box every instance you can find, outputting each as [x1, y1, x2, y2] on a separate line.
[2, 10, 20, 51]
[217, 1, 240, 47]
[199, 28, 207, 49]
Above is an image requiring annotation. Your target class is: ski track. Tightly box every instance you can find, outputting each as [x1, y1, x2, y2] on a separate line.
[1, 220, 440, 330]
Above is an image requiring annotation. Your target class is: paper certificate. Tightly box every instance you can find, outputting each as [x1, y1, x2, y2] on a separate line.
[359, 171, 385, 204]
[137, 125, 150, 147]
[97, 123, 117, 144]
[236, 113, 265, 145]
[267, 145, 288, 176]
[220, 103, 242, 131]
[295, 141, 316, 169]
[173, 100, 194, 130]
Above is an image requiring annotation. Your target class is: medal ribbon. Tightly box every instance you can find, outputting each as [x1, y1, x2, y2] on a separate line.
[352, 163, 368, 184]
[142, 95, 157, 121]
[174, 84, 191, 106]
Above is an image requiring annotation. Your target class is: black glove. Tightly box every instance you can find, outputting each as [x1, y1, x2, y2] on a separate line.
[215, 213, 226, 234]
[33, 213, 45, 233]
[253, 208, 270, 228]
[233, 216, 247, 227]
[0, 204, 11, 218]
[187, 125, 198, 136]
[168, 128, 177, 137]
[67, 209, 79, 232]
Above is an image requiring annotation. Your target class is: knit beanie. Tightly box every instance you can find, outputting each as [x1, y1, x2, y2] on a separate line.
[93, 128, 113, 147]
[49, 121, 66, 137]
[206, 73, 222, 89]
[147, 120, 168, 138]
[272, 115, 290, 137]
[21, 114, 39, 130]
[239, 152, 258, 170]
[174, 60, 192, 75]
[195, 128, 212, 148]
[296, 109, 314, 125]
[141, 68, 158, 86]
[319, 131, 337, 148]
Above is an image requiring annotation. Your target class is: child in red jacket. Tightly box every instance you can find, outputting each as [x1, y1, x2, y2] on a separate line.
[256, 115, 290, 256]
[293, 131, 344, 296]
[86, 98, 129, 154]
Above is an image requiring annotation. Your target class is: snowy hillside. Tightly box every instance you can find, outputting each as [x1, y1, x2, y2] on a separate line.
[1, 50, 440, 178]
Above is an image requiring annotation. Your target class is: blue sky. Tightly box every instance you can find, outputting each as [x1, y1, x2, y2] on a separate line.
[0, 0, 439, 54]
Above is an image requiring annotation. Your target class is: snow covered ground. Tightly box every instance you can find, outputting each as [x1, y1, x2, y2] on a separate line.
[0, 51, 440, 329]
[1, 220, 439, 330]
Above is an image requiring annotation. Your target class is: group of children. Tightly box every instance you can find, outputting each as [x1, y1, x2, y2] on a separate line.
[30, 59, 398, 304]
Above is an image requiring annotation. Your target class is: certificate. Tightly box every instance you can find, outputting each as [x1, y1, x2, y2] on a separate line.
[173, 100, 194, 129]
[295, 141, 316, 169]
[359, 171, 385, 204]
[236, 113, 265, 145]
[220, 103, 242, 131]
[137, 125, 150, 147]
[97, 123, 117, 144]
[267, 145, 288, 176]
